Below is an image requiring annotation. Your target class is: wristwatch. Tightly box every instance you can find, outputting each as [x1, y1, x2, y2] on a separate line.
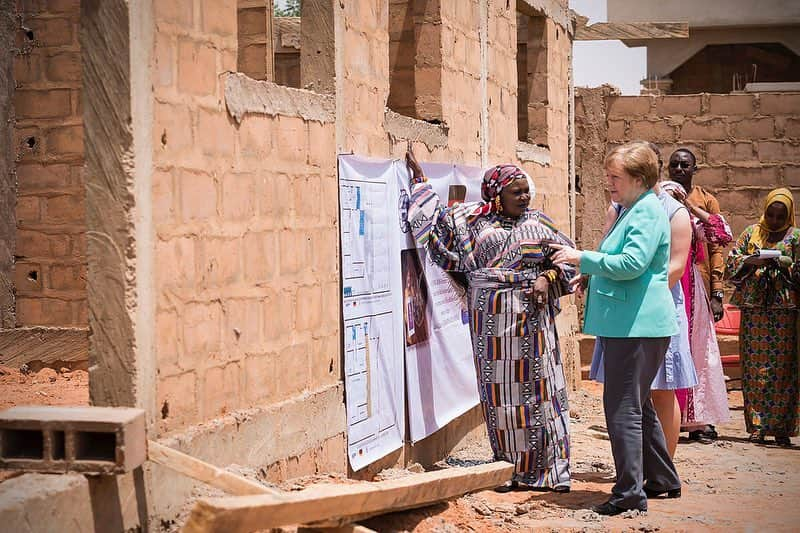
[711, 290, 724, 300]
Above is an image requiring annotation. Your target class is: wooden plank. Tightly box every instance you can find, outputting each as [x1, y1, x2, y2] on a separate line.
[574, 21, 689, 41]
[181, 462, 513, 533]
[147, 440, 282, 498]
[0, 327, 88, 369]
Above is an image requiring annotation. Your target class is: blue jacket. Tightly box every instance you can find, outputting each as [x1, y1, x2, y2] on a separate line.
[581, 190, 678, 338]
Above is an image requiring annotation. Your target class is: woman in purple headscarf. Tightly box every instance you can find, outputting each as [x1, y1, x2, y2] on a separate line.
[406, 149, 576, 492]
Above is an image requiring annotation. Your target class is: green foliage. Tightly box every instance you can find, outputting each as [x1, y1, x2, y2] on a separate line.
[274, 0, 301, 17]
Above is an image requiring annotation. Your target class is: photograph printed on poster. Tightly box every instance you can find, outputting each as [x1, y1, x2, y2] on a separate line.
[401, 248, 430, 347]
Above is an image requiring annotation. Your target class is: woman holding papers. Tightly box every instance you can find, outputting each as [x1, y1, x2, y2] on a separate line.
[726, 188, 800, 447]
[406, 148, 575, 493]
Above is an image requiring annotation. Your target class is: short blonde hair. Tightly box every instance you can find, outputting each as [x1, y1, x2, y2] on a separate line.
[604, 141, 660, 189]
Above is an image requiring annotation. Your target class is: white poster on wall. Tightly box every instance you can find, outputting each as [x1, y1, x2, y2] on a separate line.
[339, 155, 405, 471]
[397, 162, 483, 443]
[339, 155, 485, 470]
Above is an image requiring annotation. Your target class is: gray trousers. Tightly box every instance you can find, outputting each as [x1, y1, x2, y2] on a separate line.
[600, 336, 681, 511]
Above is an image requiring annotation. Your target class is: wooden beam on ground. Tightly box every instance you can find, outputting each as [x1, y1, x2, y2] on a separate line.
[574, 20, 689, 41]
[147, 440, 282, 498]
[181, 461, 513, 533]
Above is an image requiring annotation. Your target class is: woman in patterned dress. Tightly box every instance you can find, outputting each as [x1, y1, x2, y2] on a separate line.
[406, 149, 575, 492]
[726, 188, 800, 447]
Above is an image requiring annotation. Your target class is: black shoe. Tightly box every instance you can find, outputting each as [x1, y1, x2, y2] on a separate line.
[644, 487, 681, 499]
[775, 436, 792, 447]
[494, 480, 518, 493]
[688, 430, 713, 444]
[553, 485, 571, 493]
[593, 501, 641, 516]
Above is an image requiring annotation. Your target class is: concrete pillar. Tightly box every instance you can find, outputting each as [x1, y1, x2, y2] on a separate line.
[0, 0, 15, 328]
[301, 0, 335, 93]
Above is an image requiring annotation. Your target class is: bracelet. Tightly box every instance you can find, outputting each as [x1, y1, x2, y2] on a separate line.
[542, 269, 558, 283]
[711, 290, 724, 299]
[410, 174, 428, 184]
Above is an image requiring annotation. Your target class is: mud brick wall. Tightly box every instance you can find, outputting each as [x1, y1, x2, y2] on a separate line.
[0, 1, 15, 328]
[576, 90, 800, 257]
[12, 0, 86, 327]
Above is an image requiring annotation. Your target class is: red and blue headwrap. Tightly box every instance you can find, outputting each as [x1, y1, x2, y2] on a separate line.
[481, 164, 534, 202]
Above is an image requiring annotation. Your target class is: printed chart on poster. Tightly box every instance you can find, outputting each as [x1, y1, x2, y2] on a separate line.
[339, 155, 405, 471]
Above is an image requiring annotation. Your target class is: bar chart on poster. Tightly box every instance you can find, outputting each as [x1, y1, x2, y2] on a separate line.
[339, 156, 405, 471]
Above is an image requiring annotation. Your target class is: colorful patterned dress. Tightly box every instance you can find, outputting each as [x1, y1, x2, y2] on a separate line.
[676, 214, 732, 427]
[726, 225, 800, 438]
[408, 181, 575, 488]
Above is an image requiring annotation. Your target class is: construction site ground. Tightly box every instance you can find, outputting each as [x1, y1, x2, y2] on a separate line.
[361, 381, 800, 532]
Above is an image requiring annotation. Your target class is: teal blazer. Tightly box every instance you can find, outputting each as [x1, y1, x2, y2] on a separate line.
[581, 190, 678, 338]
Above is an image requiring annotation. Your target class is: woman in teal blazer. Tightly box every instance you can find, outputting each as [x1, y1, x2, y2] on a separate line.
[552, 142, 681, 515]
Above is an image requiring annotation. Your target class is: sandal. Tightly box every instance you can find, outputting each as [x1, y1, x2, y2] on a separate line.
[494, 480, 519, 493]
[748, 431, 767, 444]
[775, 436, 792, 447]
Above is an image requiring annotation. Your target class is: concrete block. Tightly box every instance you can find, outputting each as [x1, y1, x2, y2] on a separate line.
[0, 473, 94, 533]
[759, 93, 800, 115]
[0, 406, 145, 474]
[654, 95, 702, 116]
[606, 96, 651, 118]
[708, 94, 755, 116]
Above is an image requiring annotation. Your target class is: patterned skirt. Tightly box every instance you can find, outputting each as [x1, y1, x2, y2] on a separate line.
[740, 308, 799, 437]
[468, 280, 571, 488]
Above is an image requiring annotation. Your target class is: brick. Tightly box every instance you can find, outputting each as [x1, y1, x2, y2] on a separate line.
[202, 362, 241, 417]
[177, 39, 218, 96]
[731, 117, 774, 140]
[14, 53, 41, 83]
[654, 95, 702, 116]
[692, 167, 726, 188]
[244, 353, 277, 404]
[311, 334, 339, 390]
[154, 102, 193, 156]
[158, 372, 197, 427]
[156, 237, 195, 289]
[180, 170, 217, 221]
[294, 285, 322, 332]
[15, 89, 72, 119]
[45, 195, 84, 224]
[680, 119, 727, 141]
[759, 93, 800, 115]
[152, 169, 176, 223]
[199, 237, 240, 286]
[276, 343, 310, 399]
[155, 0, 193, 26]
[16, 163, 71, 195]
[44, 0, 81, 13]
[311, 228, 339, 275]
[13, 262, 43, 293]
[155, 34, 175, 88]
[156, 311, 180, 371]
[44, 52, 80, 82]
[46, 125, 83, 156]
[16, 230, 67, 258]
[784, 166, 800, 187]
[606, 119, 626, 142]
[16, 196, 41, 225]
[279, 230, 310, 275]
[782, 118, 800, 139]
[238, 43, 267, 80]
[26, 17, 73, 47]
[238, 7, 267, 35]
[0, 406, 145, 474]
[48, 264, 85, 291]
[201, 0, 236, 37]
[263, 290, 293, 342]
[727, 165, 780, 187]
[708, 94, 755, 116]
[181, 302, 222, 361]
[628, 119, 675, 143]
[715, 189, 766, 216]
[242, 231, 278, 284]
[275, 116, 309, 164]
[16, 297, 72, 326]
[197, 108, 234, 156]
[221, 172, 256, 220]
[758, 141, 800, 163]
[223, 298, 261, 352]
[606, 96, 651, 118]
[706, 142, 755, 165]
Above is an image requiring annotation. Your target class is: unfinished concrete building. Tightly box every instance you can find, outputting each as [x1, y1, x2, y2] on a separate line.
[1, 0, 579, 528]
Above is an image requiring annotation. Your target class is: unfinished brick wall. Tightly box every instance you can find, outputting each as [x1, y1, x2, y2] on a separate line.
[576, 89, 800, 263]
[0, 1, 15, 328]
[12, 0, 86, 327]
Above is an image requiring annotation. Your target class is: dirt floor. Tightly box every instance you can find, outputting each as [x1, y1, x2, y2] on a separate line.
[360, 382, 800, 532]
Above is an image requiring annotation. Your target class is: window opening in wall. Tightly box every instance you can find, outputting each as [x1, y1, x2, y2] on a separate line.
[517, 12, 549, 147]
[388, 0, 443, 123]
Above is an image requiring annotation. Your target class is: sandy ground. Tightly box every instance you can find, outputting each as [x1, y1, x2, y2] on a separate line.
[362, 382, 800, 532]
